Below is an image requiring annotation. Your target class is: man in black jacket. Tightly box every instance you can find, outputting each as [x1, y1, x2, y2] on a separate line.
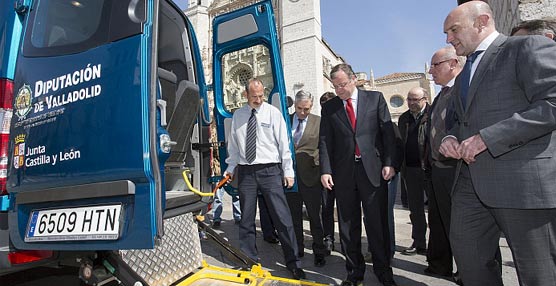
[398, 87, 430, 256]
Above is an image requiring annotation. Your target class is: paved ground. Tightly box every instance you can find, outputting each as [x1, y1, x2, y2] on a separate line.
[201, 199, 519, 286]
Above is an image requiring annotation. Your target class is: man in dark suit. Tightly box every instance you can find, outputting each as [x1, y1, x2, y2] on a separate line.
[320, 63, 397, 286]
[286, 90, 326, 267]
[424, 46, 464, 280]
[439, 2, 556, 285]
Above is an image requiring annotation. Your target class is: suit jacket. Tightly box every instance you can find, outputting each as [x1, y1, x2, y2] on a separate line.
[449, 34, 556, 208]
[319, 89, 395, 187]
[392, 122, 404, 172]
[291, 113, 321, 187]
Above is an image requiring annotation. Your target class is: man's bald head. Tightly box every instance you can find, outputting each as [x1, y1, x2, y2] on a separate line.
[444, 1, 496, 56]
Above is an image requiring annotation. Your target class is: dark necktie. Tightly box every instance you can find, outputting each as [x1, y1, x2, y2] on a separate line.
[345, 98, 360, 156]
[293, 118, 303, 146]
[245, 108, 257, 163]
[460, 50, 483, 109]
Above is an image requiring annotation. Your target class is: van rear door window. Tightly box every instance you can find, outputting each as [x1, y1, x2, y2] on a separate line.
[23, 0, 143, 57]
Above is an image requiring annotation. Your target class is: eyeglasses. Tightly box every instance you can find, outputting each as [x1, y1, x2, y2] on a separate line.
[430, 59, 454, 69]
[407, 97, 426, 102]
[332, 80, 351, 89]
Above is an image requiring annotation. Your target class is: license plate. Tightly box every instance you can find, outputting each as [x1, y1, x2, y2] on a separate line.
[25, 204, 122, 242]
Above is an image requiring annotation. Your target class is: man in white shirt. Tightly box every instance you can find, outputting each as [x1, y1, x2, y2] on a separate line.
[224, 78, 304, 280]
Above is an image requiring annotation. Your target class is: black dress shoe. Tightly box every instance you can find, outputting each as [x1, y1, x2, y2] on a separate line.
[289, 268, 306, 280]
[314, 255, 326, 267]
[401, 245, 426, 256]
[424, 266, 453, 277]
[378, 271, 398, 286]
[340, 280, 362, 286]
[453, 271, 464, 285]
[212, 221, 221, 228]
[263, 237, 279, 244]
[380, 279, 398, 286]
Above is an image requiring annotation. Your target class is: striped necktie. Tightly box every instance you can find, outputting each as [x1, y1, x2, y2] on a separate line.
[293, 118, 303, 145]
[245, 108, 257, 163]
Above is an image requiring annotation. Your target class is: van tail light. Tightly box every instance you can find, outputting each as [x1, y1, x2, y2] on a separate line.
[8, 250, 54, 265]
[0, 78, 14, 195]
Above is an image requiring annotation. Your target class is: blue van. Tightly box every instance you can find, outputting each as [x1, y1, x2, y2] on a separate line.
[1, 0, 295, 283]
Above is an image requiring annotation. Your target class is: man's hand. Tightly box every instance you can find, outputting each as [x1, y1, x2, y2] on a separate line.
[223, 171, 234, 183]
[321, 174, 334, 190]
[457, 134, 487, 164]
[382, 166, 395, 181]
[284, 177, 294, 188]
[439, 137, 462, 159]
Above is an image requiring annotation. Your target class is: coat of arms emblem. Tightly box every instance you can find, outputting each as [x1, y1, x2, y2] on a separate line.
[15, 84, 33, 120]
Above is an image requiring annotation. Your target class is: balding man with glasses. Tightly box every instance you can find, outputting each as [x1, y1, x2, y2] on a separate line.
[398, 87, 430, 258]
[424, 46, 465, 283]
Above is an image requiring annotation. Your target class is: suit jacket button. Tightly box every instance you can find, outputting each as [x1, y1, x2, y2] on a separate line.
[463, 122, 469, 127]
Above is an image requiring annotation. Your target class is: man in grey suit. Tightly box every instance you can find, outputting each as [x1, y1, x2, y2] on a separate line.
[287, 89, 327, 267]
[439, 1, 556, 285]
[320, 63, 397, 286]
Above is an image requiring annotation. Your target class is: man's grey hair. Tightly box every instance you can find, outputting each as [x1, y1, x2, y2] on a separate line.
[511, 18, 556, 36]
[408, 87, 429, 99]
[440, 46, 466, 68]
[295, 90, 312, 103]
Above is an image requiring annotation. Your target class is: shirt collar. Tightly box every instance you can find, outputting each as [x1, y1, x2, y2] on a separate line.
[293, 113, 306, 122]
[351, 88, 359, 102]
[475, 31, 499, 53]
[446, 78, 456, 88]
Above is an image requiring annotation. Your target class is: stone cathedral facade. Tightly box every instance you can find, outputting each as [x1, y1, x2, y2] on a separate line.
[184, 0, 434, 121]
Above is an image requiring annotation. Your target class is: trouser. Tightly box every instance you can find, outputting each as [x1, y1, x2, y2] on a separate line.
[238, 163, 300, 270]
[451, 165, 556, 286]
[336, 161, 392, 282]
[402, 166, 427, 249]
[212, 187, 241, 222]
[426, 164, 456, 273]
[286, 178, 326, 256]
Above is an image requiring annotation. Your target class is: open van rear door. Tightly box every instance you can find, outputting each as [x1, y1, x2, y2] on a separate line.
[7, 0, 210, 251]
[211, 0, 295, 183]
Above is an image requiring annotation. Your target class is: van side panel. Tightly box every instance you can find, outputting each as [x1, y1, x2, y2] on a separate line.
[8, 34, 157, 250]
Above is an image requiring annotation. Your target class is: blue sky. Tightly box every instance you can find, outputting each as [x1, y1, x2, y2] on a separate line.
[174, 0, 457, 78]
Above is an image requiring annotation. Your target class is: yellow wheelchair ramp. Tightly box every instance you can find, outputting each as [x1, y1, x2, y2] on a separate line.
[177, 262, 330, 286]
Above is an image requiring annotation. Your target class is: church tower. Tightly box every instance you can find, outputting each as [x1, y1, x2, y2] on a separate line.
[279, 0, 324, 111]
[184, 0, 213, 80]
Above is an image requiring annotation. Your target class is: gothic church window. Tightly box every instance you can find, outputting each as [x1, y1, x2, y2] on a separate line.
[221, 44, 274, 112]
